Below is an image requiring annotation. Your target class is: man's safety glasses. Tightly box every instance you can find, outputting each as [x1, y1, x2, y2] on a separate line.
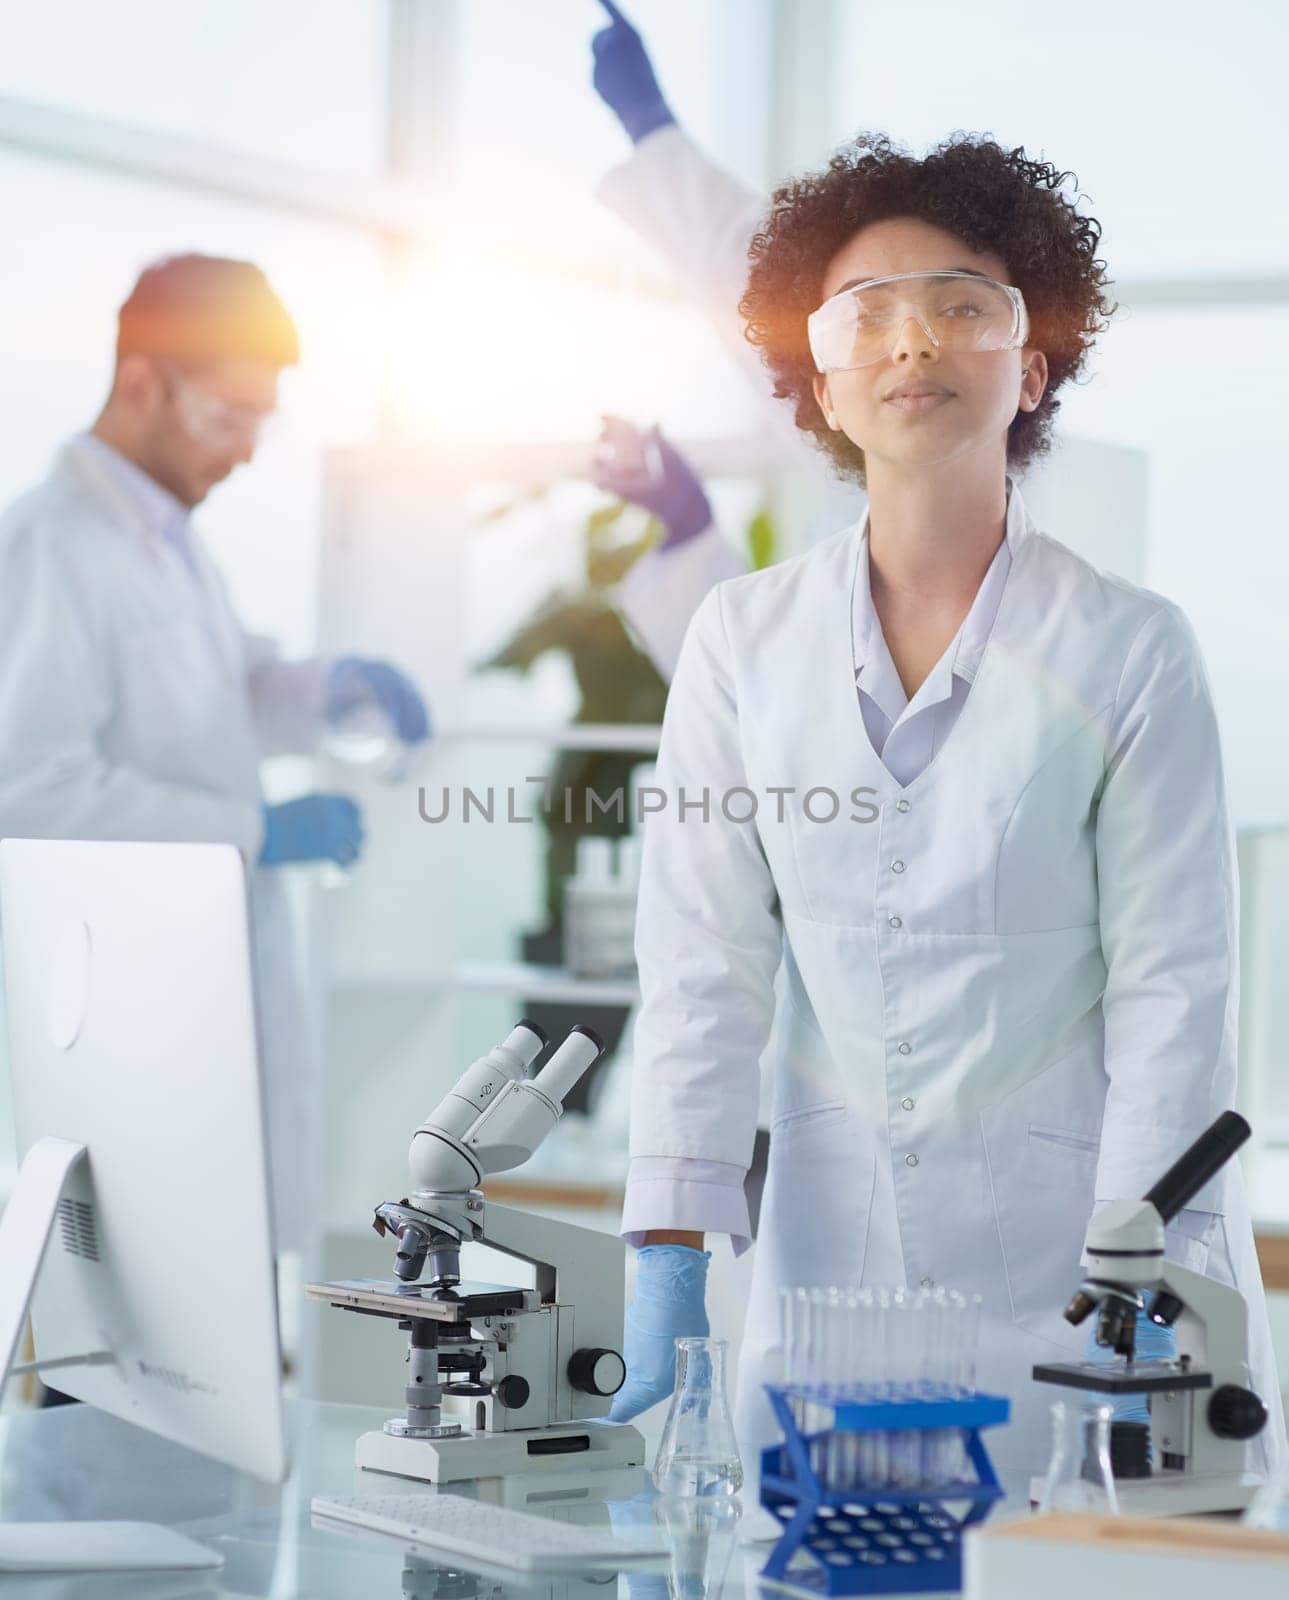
[161, 364, 278, 448]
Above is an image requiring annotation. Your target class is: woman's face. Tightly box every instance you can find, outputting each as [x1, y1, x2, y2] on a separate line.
[811, 216, 1047, 475]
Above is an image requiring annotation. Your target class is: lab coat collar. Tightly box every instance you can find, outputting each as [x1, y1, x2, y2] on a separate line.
[853, 477, 1030, 713]
[61, 432, 194, 556]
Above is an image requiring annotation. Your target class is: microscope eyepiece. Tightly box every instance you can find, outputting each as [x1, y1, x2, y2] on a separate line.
[1143, 1111, 1250, 1224]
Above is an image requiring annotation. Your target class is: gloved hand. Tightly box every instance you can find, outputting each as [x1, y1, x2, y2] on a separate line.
[259, 794, 365, 866]
[591, 0, 676, 146]
[1085, 1307, 1178, 1428]
[591, 417, 712, 550]
[610, 1244, 710, 1423]
[326, 657, 430, 745]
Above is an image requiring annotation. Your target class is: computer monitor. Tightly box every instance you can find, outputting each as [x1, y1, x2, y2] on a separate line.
[0, 839, 287, 1567]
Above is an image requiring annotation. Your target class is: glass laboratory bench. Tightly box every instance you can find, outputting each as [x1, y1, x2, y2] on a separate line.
[0, 1398, 850, 1600]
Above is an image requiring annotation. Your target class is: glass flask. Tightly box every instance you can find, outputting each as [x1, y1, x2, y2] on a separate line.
[655, 1496, 742, 1600]
[323, 684, 427, 785]
[653, 1337, 744, 1498]
[1037, 1401, 1120, 1515]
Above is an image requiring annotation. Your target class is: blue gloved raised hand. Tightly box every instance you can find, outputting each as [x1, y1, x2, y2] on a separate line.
[610, 1244, 710, 1423]
[260, 794, 365, 866]
[591, 417, 713, 550]
[1085, 1306, 1178, 1431]
[326, 657, 430, 745]
[591, 0, 676, 146]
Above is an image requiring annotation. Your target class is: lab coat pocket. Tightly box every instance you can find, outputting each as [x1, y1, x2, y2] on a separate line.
[980, 1049, 1103, 1330]
[771, 1100, 848, 1136]
[772, 946, 851, 1126]
[764, 1106, 875, 1291]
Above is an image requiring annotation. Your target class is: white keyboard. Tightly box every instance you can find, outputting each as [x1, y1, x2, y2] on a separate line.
[311, 1492, 667, 1573]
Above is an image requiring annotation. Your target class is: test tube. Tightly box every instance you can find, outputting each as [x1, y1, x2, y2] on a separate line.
[871, 1287, 894, 1488]
[777, 1286, 810, 1440]
[853, 1288, 880, 1488]
[824, 1287, 849, 1492]
[840, 1287, 864, 1490]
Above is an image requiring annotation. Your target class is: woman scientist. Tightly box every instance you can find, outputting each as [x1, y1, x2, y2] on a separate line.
[608, 132, 1284, 1482]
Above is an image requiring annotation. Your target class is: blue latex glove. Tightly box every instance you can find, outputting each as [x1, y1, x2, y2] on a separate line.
[591, 0, 676, 146]
[1085, 1306, 1178, 1428]
[326, 657, 430, 745]
[259, 794, 365, 866]
[610, 1244, 710, 1423]
[591, 419, 712, 549]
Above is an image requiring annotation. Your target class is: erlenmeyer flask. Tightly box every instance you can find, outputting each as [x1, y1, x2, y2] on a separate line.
[655, 1496, 742, 1600]
[653, 1337, 744, 1498]
[1037, 1401, 1120, 1515]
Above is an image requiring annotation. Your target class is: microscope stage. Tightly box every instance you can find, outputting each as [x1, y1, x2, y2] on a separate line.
[305, 1279, 533, 1322]
[1033, 1360, 1212, 1394]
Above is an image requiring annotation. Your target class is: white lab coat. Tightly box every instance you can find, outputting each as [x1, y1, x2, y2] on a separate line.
[631, 489, 1285, 1481]
[0, 436, 328, 1244]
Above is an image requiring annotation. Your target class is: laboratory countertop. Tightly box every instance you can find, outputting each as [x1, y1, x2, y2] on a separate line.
[0, 1398, 1007, 1599]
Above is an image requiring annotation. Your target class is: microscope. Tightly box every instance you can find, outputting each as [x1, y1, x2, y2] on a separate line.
[1032, 1110, 1269, 1515]
[307, 1021, 645, 1484]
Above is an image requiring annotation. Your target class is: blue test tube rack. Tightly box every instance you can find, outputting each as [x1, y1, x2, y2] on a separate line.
[758, 1385, 1010, 1595]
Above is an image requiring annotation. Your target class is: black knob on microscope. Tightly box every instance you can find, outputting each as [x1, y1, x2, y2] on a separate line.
[1208, 1384, 1268, 1441]
[568, 1348, 627, 1397]
[494, 1375, 531, 1410]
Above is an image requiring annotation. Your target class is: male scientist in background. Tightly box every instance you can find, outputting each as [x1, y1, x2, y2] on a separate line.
[0, 253, 429, 1246]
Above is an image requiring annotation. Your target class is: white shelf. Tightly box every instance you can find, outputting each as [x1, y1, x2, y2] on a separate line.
[332, 960, 639, 1008]
[437, 724, 661, 753]
[452, 960, 638, 1006]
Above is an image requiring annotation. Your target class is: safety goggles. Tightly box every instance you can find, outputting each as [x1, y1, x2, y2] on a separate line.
[163, 366, 278, 448]
[807, 270, 1029, 374]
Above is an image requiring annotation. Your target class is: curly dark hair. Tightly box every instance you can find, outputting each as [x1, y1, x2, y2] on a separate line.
[738, 132, 1115, 484]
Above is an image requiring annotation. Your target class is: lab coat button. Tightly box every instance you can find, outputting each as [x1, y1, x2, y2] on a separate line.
[891, 859, 906, 874]
[898, 1042, 912, 1056]
[896, 799, 911, 813]
[888, 916, 903, 929]
[901, 1097, 915, 1111]
[905, 1153, 919, 1168]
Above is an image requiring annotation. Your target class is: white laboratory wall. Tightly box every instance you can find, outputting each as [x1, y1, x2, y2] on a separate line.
[451, 0, 774, 200]
[0, 0, 390, 176]
[1238, 830, 1289, 1171]
[824, 0, 1289, 280]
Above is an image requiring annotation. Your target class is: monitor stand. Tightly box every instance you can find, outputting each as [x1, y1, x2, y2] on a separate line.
[0, 1137, 223, 1573]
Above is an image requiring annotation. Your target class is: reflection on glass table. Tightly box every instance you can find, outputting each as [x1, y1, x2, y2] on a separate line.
[0, 1400, 776, 1600]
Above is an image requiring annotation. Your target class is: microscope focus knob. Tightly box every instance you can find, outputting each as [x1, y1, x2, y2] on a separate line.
[568, 1348, 626, 1397]
[1208, 1384, 1268, 1441]
[494, 1375, 530, 1410]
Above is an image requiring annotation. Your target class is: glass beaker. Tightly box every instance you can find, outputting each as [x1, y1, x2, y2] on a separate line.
[653, 1337, 743, 1499]
[1037, 1401, 1120, 1515]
